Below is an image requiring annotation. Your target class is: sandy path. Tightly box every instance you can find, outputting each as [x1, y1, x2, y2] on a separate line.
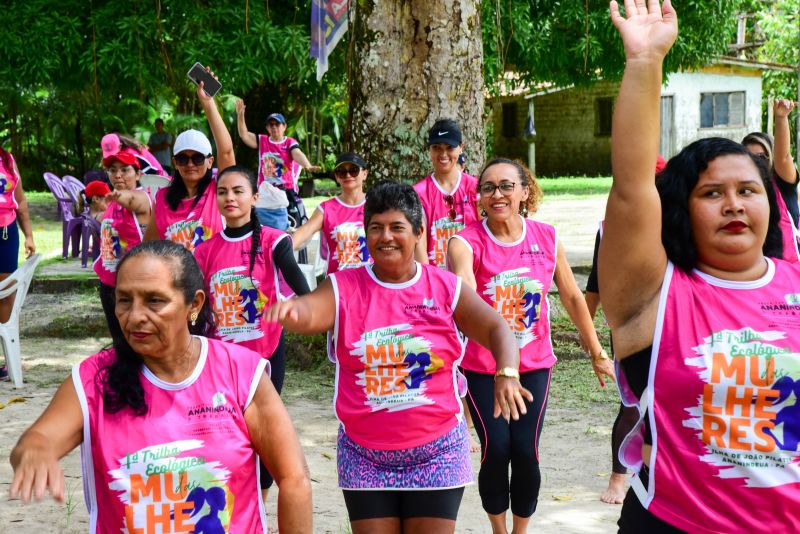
[0, 337, 623, 533]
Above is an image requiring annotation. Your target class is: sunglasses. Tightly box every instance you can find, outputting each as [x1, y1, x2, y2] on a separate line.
[443, 195, 457, 220]
[174, 153, 208, 166]
[334, 166, 361, 179]
[479, 182, 517, 196]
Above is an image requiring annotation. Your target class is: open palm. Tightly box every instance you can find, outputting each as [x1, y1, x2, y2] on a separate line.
[610, 0, 678, 61]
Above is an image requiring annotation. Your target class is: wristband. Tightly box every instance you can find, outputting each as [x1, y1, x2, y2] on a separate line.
[495, 367, 520, 380]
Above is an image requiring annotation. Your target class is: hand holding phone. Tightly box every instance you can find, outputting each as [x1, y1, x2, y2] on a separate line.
[187, 62, 222, 98]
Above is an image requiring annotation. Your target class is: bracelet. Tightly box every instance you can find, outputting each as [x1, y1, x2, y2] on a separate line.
[591, 348, 610, 362]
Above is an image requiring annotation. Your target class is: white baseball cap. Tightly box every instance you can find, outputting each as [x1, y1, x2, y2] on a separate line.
[173, 129, 212, 156]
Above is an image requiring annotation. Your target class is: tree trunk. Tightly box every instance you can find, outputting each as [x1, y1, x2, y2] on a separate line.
[348, 0, 485, 183]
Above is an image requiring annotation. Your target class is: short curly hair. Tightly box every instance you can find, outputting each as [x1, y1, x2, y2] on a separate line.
[477, 158, 543, 215]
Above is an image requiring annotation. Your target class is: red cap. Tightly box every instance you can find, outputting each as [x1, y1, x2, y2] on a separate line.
[85, 180, 111, 198]
[102, 148, 140, 169]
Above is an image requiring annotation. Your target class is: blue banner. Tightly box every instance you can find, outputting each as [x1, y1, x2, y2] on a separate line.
[310, 0, 350, 81]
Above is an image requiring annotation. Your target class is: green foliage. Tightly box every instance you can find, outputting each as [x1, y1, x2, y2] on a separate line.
[1, 0, 346, 189]
[482, 0, 747, 92]
[755, 0, 799, 101]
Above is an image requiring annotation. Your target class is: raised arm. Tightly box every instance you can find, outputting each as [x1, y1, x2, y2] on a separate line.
[291, 207, 323, 251]
[197, 70, 235, 170]
[446, 236, 477, 290]
[235, 99, 258, 149]
[245, 373, 312, 532]
[263, 277, 336, 334]
[10, 377, 84, 503]
[600, 0, 677, 334]
[772, 99, 798, 184]
[552, 241, 614, 386]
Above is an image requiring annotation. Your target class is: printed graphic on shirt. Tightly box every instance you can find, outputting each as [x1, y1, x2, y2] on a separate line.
[351, 323, 443, 412]
[209, 266, 269, 342]
[259, 152, 285, 181]
[482, 267, 544, 348]
[165, 216, 213, 252]
[683, 327, 800, 487]
[430, 217, 465, 268]
[0, 172, 8, 199]
[100, 218, 127, 272]
[109, 439, 234, 533]
[331, 221, 369, 269]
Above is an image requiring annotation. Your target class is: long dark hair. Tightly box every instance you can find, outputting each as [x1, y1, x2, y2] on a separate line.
[165, 167, 214, 211]
[99, 240, 214, 415]
[657, 137, 783, 272]
[217, 165, 262, 280]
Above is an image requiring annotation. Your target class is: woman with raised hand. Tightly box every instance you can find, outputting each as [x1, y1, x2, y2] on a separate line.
[10, 240, 312, 532]
[605, 1, 798, 531]
[742, 98, 800, 262]
[193, 165, 310, 504]
[291, 152, 371, 274]
[414, 118, 480, 269]
[144, 70, 234, 252]
[94, 147, 153, 342]
[265, 181, 532, 534]
[447, 158, 614, 533]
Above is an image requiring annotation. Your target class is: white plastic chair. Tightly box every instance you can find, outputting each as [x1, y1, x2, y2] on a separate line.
[0, 254, 42, 388]
[295, 232, 326, 291]
[138, 174, 171, 197]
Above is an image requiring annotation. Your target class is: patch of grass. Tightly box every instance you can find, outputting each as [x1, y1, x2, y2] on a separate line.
[538, 176, 611, 198]
[25, 311, 107, 339]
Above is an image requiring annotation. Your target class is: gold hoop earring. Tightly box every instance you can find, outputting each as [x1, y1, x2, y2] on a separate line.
[190, 312, 198, 326]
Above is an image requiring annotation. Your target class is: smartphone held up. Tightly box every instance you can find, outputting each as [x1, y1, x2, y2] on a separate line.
[187, 62, 222, 98]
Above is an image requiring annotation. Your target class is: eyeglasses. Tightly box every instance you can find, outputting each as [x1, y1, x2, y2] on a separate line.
[443, 195, 457, 220]
[334, 166, 361, 179]
[106, 166, 135, 176]
[174, 153, 208, 166]
[479, 182, 517, 196]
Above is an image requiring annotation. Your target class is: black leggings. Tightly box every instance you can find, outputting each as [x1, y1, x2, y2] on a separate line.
[464, 368, 551, 518]
[342, 487, 465, 521]
[99, 282, 124, 343]
[259, 333, 286, 489]
[612, 403, 640, 474]
[617, 467, 684, 533]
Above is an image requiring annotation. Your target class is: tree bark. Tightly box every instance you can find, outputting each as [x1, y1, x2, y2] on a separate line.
[348, 0, 485, 183]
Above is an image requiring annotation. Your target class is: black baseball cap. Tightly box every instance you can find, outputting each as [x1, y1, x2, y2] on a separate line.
[335, 152, 368, 169]
[428, 119, 462, 147]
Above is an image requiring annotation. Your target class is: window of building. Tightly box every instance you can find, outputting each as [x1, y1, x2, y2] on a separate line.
[502, 102, 518, 138]
[700, 92, 745, 128]
[595, 97, 614, 136]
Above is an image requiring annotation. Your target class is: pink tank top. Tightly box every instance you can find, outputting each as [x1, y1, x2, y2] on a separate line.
[73, 337, 269, 533]
[194, 229, 288, 358]
[0, 150, 20, 227]
[413, 173, 479, 269]
[772, 181, 799, 262]
[93, 190, 152, 287]
[319, 197, 371, 274]
[329, 264, 466, 450]
[257, 135, 300, 192]
[453, 218, 558, 374]
[154, 180, 223, 253]
[620, 259, 800, 532]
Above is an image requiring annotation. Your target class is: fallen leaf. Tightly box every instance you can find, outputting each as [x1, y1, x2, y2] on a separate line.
[553, 495, 573, 501]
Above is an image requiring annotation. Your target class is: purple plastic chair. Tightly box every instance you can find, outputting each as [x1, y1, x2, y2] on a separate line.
[43, 173, 82, 259]
[81, 213, 102, 268]
[62, 175, 86, 208]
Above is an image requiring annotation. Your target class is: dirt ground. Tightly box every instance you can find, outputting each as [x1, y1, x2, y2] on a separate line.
[0, 196, 623, 532]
